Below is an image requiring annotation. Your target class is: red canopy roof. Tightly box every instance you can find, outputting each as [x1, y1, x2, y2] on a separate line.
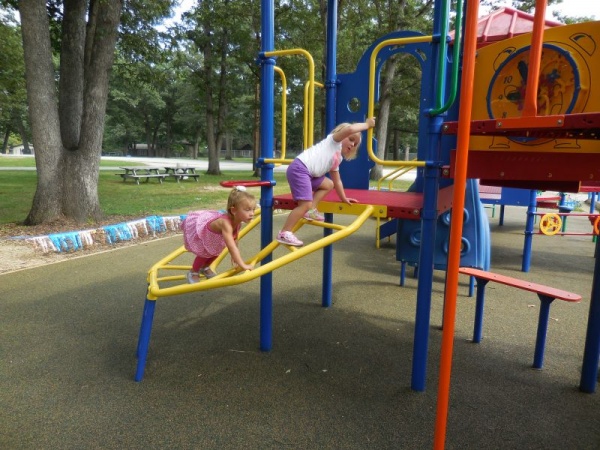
[450, 6, 562, 47]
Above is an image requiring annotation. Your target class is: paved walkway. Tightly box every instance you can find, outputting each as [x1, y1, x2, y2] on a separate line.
[0, 154, 419, 180]
[1, 206, 599, 448]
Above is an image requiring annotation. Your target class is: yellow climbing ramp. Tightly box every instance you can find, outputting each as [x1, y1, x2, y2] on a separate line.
[146, 204, 375, 300]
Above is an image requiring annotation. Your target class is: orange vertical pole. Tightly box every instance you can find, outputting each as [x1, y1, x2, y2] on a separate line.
[521, 0, 547, 117]
[433, 0, 480, 448]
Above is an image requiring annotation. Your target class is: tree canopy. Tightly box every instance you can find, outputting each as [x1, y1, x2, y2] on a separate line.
[0, 0, 593, 224]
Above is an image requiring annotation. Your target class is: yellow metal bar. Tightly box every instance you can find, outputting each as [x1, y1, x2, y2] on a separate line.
[303, 81, 324, 149]
[146, 205, 374, 298]
[375, 163, 416, 191]
[274, 66, 287, 160]
[265, 49, 315, 146]
[367, 36, 432, 168]
[317, 199, 388, 219]
[147, 210, 263, 292]
[263, 158, 294, 165]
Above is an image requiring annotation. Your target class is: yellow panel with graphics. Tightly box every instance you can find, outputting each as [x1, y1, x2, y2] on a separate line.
[470, 21, 598, 153]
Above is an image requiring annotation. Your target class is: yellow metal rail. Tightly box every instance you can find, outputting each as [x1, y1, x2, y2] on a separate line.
[367, 36, 432, 168]
[146, 205, 374, 299]
[264, 48, 316, 147]
[274, 66, 287, 161]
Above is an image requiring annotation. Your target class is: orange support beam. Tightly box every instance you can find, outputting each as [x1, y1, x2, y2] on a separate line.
[433, 0, 480, 448]
[521, 0, 547, 117]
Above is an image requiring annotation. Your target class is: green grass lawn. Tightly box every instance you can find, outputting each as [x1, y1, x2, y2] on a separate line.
[0, 155, 289, 225]
[0, 156, 412, 226]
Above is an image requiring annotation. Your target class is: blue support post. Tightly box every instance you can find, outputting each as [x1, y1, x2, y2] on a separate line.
[135, 298, 156, 382]
[400, 261, 406, 286]
[533, 295, 553, 369]
[522, 189, 537, 272]
[411, 162, 441, 391]
[321, 0, 338, 309]
[580, 238, 600, 392]
[472, 278, 488, 343]
[322, 213, 334, 307]
[468, 275, 475, 298]
[259, 0, 275, 352]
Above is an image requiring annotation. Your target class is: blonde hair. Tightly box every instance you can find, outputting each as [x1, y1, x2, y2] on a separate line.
[331, 122, 362, 161]
[227, 186, 256, 215]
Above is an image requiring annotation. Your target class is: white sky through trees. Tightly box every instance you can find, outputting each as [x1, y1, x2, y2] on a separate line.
[170, 1, 599, 24]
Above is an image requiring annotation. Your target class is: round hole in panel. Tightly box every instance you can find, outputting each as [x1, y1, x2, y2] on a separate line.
[409, 229, 421, 247]
[347, 98, 361, 113]
[442, 237, 471, 256]
[441, 208, 470, 226]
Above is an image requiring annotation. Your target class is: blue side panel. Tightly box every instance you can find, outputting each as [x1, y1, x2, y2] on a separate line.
[396, 178, 490, 270]
[480, 186, 531, 206]
[380, 218, 399, 240]
[335, 30, 433, 189]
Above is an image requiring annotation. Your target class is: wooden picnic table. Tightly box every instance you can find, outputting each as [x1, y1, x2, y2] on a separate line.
[162, 165, 200, 183]
[117, 166, 168, 184]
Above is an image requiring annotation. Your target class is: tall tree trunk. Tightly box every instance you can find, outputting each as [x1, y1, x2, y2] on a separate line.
[2, 128, 9, 154]
[202, 9, 221, 175]
[192, 127, 201, 159]
[20, 0, 122, 225]
[224, 133, 233, 160]
[16, 119, 30, 154]
[21, 0, 64, 223]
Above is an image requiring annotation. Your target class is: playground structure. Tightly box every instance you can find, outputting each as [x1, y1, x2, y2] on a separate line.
[135, 1, 600, 448]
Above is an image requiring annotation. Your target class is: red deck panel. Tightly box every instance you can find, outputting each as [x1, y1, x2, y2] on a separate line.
[579, 182, 600, 193]
[443, 112, 600, 140]
[478, 184, 502, 201]
[449, 150, 600, 193]
[273, 186, 454, 220]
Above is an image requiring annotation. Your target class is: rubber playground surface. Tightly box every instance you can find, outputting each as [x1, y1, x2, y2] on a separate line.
[2, 206, 600, 449]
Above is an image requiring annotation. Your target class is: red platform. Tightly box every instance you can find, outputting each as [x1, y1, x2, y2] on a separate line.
[443, 112, 600, 140]
[273, 186, 454, 220]
[448, 150, 600, 192]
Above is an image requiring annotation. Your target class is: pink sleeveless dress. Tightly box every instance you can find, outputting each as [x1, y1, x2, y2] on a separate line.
[182, 211, 239, 258]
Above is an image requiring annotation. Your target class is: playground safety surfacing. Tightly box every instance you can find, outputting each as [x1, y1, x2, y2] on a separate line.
[1, 208, 599, 449]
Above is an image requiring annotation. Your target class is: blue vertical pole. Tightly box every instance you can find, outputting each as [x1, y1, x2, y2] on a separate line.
[321, 0, 338, 308]
[259, 0, 275, 351]
[411, 161, 441, 391]
[580, 238, 600, 393]
[325, 0, 337, 132]
[411, 0, 445, 392]
[134, 298, 156, 382]
[522, 189, 536, 272]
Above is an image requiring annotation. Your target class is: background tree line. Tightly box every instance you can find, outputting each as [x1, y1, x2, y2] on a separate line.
[0, 0, 586, 225]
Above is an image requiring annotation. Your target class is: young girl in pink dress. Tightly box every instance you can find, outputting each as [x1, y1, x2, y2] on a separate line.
[182, 186, 256, 283]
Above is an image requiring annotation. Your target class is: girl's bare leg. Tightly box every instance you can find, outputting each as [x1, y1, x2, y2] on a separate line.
[280, 200, 311, 233]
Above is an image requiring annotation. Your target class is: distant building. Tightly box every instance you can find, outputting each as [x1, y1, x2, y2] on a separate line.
[9, 144, 34, 155]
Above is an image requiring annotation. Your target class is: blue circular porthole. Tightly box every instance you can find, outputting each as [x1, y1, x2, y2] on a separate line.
[443, 237, 471, 256]
[442, 208, 470, 226]
[409, 230, 421, 247]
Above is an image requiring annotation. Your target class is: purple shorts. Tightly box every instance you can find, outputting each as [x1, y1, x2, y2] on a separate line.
[286, 159, 325, 201]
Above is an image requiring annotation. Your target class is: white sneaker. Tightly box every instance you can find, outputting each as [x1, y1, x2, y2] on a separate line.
[303, 209, 324, 221]
[276, 231, 303, 246]
[187, 271, 200, 284]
